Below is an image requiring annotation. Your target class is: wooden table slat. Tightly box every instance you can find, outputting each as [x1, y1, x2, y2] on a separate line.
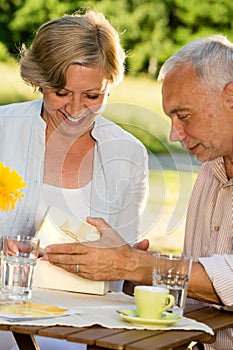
[96, 330, 163, 350]
[86, 346, 115, 350]
[186, 307, 233, 331]
[186, 307, 221, 321]
[186, 306, 229, 319]
[67, 326, 125, 345]
[9, 325, 47, 334]
[204, 313, 233, 331]
[0, 325, 11, 331]
[184, 305, 210, 313]
[125, 330, 214, 350]
[38, 325, 86, 338]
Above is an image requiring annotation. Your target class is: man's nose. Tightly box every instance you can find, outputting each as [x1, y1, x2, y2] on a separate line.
[169, 119, 186, 143]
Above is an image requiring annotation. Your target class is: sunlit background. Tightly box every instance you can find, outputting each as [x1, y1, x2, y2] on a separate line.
[2, 0, 232, 251]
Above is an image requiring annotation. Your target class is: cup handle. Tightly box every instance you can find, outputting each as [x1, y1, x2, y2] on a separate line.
[162, 294, 175, 312]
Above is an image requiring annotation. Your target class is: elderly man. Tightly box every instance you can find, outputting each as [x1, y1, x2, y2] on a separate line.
[45, 35, 233, 350]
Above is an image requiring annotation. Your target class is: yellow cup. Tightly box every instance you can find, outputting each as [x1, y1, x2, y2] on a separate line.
[134, 285, 175, 319]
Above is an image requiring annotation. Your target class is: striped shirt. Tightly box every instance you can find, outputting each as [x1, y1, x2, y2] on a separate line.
[184, 157, 233, 350]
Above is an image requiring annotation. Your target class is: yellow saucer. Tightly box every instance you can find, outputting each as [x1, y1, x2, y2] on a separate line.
[117, 309, 181, 327]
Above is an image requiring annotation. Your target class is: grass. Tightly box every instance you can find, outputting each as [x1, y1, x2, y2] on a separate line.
[108, 74, 164, 114]
[1, 62, 198, 252]
[0, 62, 37, 104]
[105, 75, 183, 153]
[144, 170, 197, 253]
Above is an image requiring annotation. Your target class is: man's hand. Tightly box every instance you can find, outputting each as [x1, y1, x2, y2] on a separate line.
[133, 239, 150, 251]
[44, 217, 154, 283]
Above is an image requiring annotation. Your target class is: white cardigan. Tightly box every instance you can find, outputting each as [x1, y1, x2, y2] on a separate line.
[0, 99, 148, 245]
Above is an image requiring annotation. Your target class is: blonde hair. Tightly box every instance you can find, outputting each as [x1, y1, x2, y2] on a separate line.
[20, 11, 125, 89]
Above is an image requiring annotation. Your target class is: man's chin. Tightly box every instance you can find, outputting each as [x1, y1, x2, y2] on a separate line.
[195, 153, 215, 163]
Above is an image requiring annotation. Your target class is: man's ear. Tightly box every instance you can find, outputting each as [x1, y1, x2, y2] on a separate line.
[222, 82, 233, 109]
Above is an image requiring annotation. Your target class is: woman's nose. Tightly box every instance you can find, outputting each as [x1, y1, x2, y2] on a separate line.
[67, 94, 84, 115]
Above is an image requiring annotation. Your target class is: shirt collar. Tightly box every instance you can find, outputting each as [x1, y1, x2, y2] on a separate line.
[211, 157, 233, 186]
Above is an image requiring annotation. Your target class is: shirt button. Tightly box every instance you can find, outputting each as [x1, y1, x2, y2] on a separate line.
[213, 226, 219, 232]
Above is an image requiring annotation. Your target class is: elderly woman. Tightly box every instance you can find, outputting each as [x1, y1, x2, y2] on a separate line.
[0, 10, 148, 350]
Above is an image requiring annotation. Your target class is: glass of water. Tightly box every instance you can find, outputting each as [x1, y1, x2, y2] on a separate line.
[1, 235, 40, 300]
[152, 252, 193, 316]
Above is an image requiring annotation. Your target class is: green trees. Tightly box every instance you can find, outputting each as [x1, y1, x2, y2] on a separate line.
[1, 0, 233, 76]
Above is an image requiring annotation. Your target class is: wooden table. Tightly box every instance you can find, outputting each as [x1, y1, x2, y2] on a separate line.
[0, 305, 232, 350]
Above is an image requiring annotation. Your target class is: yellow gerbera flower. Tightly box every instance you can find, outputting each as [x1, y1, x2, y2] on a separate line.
[0, 162, 26, 212]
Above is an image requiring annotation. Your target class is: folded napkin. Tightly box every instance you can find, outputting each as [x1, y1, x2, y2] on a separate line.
[0, 289, 214, 336]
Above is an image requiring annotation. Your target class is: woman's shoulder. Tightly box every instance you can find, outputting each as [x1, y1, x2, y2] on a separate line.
[0, 99, 43, 117]
[94, 116, 145, 148]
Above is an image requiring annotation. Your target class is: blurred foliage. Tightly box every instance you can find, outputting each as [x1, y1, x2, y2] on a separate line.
[1, 0, 233, 76]
[117, 122, 170, 154]
[0, 42, 12, 62]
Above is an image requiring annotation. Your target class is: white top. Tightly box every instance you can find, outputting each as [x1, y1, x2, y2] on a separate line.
[0, 98, 148, 292]
[35, 182, 92, 229]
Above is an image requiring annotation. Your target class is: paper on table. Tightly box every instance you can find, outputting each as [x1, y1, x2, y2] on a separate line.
[0, 298, 77, 321]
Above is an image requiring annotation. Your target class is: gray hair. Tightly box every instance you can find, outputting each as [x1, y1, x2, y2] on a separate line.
[20, 11, 125, 89]
[158, 35, 233, 92]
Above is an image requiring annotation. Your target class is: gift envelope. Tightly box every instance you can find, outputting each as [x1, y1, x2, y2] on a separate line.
[34, 206, 109, 295]
[35, 206, 100, 252]
[33, 260, 110, 295]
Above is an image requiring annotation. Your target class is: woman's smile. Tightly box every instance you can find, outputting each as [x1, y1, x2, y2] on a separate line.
[60, 109, 90, 126]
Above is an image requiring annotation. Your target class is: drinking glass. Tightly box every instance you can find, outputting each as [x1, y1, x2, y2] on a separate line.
[153, 252, 192, 316]
[1, 235, 40, 300]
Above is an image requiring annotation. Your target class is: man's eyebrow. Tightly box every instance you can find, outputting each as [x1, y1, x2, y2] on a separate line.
[169, 107, 190, 115]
